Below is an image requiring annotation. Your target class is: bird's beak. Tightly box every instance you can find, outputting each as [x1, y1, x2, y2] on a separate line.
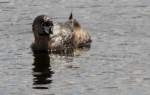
[44, 26, 50, 34]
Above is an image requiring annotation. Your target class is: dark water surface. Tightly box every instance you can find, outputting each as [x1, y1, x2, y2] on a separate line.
[0, 0, 150, 95]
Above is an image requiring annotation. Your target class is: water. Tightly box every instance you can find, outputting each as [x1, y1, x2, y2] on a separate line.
[0, 0, 150, 95]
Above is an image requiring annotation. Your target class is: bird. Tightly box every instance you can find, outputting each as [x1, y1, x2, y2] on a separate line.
[31, 13, 92, 54]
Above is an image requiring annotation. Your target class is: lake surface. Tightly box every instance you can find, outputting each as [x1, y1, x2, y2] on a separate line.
[0, 0, 150, 95]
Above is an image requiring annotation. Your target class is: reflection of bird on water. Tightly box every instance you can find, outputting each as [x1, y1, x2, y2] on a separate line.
[32, 50, 54, 89]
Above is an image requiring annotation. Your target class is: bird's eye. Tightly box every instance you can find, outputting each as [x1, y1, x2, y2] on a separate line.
[43, 21, 53, 27]
[45, 22, 50, 26]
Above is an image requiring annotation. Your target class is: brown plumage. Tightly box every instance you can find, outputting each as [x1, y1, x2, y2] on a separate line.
[67, 13, 92, 48]
[72, 23, 92, 48]
[31, 13, 92, 53]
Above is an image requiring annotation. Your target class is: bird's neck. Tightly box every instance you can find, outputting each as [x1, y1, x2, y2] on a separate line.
[34, 36, 49, 50]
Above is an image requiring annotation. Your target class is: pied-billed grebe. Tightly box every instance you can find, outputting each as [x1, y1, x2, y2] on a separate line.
[31, 13, 92, 53]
